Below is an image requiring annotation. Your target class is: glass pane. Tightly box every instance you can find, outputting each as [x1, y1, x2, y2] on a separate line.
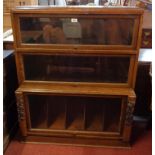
[38, 0, 122, 6]
[65, 0, 106, 5]
[28, 94, 122, 132]
[23, 54, 130, 83]
[20, 17, 134, 45]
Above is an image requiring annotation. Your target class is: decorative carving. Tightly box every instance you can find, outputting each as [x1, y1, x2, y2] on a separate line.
[16, 93, 25, 121]
[125, 97, 136, 126]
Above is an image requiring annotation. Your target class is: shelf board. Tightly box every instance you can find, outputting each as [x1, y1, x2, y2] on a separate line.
[17, 82, 135, 97]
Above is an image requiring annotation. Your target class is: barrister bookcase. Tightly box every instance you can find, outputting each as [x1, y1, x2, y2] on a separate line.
[11, 6, 143, 147]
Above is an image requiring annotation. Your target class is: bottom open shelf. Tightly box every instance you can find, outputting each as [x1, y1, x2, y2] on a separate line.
[27, 94, 124, 134]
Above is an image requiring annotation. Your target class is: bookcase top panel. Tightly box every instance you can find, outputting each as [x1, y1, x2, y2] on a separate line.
[11, 6, 144, 14]
[11, 7, 143, 50]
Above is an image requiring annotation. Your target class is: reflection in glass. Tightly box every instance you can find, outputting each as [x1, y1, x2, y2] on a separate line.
[20, 17, 134, 45]
[23, 54, 130, 83]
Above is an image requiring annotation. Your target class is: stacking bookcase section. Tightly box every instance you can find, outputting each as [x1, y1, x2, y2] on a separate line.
[15, 83, 136, 147]
[16, 52, 135, 86]
[12, 6, 143, 147]
[11, 6, 143, 51]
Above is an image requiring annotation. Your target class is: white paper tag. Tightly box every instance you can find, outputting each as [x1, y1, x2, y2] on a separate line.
[71, 18, 78, 23]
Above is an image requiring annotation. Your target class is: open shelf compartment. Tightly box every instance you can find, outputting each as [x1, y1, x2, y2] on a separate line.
[26, 94, 125, 134]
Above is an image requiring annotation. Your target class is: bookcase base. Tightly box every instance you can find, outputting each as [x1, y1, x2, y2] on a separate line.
[21, 135, 130, 148]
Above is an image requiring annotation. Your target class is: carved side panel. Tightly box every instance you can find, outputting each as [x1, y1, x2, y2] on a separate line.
[125, 96, 136, 126]
[16, 91, 27, 136]
[16, 92, 25, 121]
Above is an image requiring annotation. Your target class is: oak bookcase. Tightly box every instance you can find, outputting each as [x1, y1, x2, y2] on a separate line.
[11, 6, 143, 147]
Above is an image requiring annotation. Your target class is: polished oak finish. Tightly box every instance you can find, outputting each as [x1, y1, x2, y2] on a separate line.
[11, 6, 143, 147]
